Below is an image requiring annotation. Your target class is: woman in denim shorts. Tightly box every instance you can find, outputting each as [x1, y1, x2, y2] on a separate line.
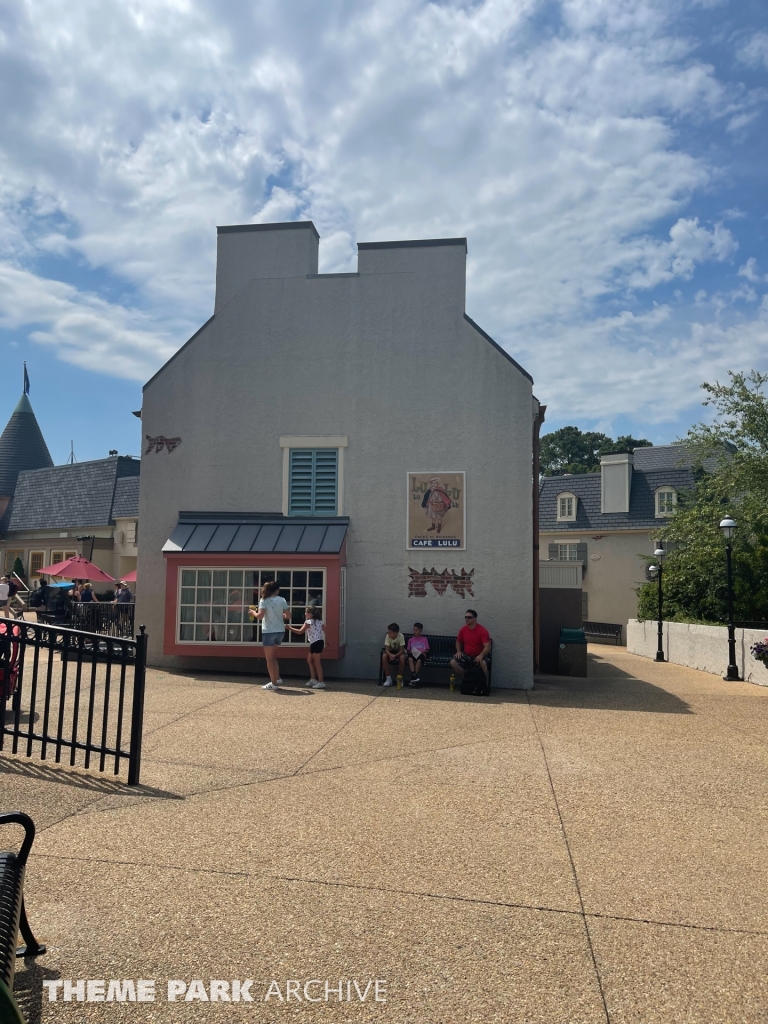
[250, 580, 289, 690]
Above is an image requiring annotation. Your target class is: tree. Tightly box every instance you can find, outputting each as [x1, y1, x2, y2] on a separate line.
[11, 556, 25, 578]
[540, 426, 651, 475]
[637, 371, 768, 623]
[601, 435, 653, 456]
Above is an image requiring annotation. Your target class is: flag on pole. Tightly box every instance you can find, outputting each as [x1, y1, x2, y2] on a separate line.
[23, 362, 30, 395]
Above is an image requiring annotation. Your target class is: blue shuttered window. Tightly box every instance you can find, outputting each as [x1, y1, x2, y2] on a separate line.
[289, 449, 338, 516]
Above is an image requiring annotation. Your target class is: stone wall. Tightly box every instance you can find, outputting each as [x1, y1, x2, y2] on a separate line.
[627, 619, 768, 686]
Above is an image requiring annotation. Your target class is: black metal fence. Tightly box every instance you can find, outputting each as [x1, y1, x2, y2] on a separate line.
[70, 602, 135, 638]
[0, 618, 147, 785]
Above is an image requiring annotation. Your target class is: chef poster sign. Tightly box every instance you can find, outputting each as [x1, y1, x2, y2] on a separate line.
[407, 472, 465, 549]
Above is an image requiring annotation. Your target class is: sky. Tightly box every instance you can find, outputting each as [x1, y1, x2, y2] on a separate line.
[1, 0, 767, 463]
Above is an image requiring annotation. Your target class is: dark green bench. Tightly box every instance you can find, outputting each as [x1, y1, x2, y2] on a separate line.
[378, 633, 492, 687]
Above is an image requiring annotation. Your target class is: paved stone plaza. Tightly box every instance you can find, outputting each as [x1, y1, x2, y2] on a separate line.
[3, 647, 768, 1023]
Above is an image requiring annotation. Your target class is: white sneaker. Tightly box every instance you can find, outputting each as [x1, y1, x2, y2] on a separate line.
[262, 681, 279, 690]
[306, 678, 316, 686]
[311, 681, 326, 689]
[383, 677, 394, 687]
[275, 678, 283, 686]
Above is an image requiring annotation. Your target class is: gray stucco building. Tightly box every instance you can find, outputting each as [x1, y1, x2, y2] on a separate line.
[138, 221, 537, 688]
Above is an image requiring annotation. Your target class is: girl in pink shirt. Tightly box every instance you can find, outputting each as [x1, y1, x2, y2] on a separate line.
[407, 623, 430, 685]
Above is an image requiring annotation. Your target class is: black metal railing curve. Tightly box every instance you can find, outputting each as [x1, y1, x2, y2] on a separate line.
[0, 617, 147, 785]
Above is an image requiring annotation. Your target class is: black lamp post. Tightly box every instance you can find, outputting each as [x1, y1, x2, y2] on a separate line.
[719, 517, 741, 681]
[647, 546, 665, 662]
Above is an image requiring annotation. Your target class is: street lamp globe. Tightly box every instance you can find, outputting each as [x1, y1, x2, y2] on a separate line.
[654, 547, 665, 559]
[648, 564, 658, 578]
[719, 517, 736, 539]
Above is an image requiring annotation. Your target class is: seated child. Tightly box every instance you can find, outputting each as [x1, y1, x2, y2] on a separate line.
[381, 622, 406, 687]
[407, 623, 430, 686]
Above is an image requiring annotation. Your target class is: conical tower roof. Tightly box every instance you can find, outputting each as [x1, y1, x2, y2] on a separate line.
[0, 392, 54, 498]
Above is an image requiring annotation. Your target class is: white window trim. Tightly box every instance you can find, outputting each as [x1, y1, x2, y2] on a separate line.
[28, 550, 47, 578]
[655, 486, 677, 518]
[557, 543, 579, 562]
[339, 566, 347, 646]
[556, 491, 577, 522]
[280, 436, 347, 516]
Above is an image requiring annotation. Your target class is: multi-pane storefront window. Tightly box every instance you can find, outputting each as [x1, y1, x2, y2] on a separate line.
[178, 567, 325, 644]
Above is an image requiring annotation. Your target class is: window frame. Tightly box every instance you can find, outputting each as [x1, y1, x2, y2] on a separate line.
[339, 566, 347, 646]
[281, 436, 347, 516]
[176, 565, 327, 646]
[29, 551, 46, 579]
[556, 491, 577, 522]
[288, 448, 339, 516]
[50, 549, 77, 566]
[3, 549, 25, 575]
[655, 487, 677, 518]
[557, 543, 579, 562]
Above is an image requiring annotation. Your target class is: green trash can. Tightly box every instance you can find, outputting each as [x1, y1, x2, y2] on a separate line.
[558, 627, 587, 677]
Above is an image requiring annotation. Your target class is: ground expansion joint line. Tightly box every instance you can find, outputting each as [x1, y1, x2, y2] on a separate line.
[30, 852, 768, 937]
[526, 692, 612, 1024]
[141, 687, 252, 739]
[291, 693, 383, 775]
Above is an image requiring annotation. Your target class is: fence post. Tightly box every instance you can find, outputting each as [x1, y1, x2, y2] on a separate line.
[127, 625, 148, 786]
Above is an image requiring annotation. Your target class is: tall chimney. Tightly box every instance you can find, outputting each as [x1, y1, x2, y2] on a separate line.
[601, 452, 633, 514]
[357, 237, 467, 311]
[215, 222, 319, 312]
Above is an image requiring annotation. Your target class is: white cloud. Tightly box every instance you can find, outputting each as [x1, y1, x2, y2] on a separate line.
[0, 263, 177, 379]
[738, 257, 763, 282]
[0, 0, 764, 426]
[625, 218, 737, 290]
[535, 299, 768, 423]
[738, 31, 768, 69]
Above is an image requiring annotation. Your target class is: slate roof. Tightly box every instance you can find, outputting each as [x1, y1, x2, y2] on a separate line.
[164, 512, 349, 555]
[4, 457, 140, 532]
[112, 476, 140, 518]
[0, 394, 54, 497]
[539, 445, 697, 532]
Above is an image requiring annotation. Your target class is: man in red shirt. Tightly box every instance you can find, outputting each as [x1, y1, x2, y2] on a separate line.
[451, 609, 491, 683]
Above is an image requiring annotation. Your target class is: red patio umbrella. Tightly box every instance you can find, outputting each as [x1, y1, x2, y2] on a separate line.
[39, 555, 115, 583]
[121, 569, 137, 583]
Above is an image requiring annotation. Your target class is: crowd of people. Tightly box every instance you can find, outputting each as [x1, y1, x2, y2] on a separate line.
[0, 575, 134, 621]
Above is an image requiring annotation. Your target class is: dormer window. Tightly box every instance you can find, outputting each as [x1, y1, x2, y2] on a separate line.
[556, 492, 577, 522]
[656, 487, 677, 517]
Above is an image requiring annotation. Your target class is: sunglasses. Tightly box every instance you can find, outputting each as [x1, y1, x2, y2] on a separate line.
[464, 615, 475, 620]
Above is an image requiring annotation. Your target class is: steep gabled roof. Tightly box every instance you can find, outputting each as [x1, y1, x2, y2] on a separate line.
[0, 393, 54, 497]
[539, 444, 700, 532]
[5, 456, 140, 532]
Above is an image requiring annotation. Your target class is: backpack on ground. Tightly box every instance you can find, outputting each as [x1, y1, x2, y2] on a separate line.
[460, 662, 489, 696]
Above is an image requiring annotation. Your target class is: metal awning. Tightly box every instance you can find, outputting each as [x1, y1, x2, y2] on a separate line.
[162, 512, 349, 555]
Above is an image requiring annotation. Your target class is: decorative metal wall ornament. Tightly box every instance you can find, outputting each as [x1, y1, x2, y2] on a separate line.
[408, 567, 475, 598]
[144, 435, 182, 455]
